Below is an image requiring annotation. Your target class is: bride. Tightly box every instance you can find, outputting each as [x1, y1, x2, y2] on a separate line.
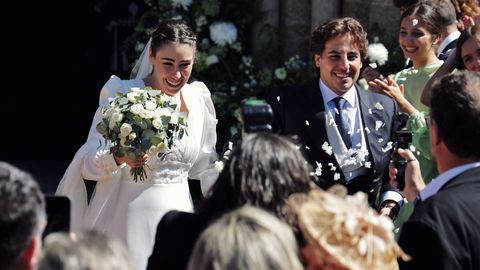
[56, 19, 219, 270]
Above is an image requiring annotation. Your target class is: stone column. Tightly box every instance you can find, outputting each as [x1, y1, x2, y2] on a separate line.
[342, 0, 400, 43]
[252, 0, 280, 66]
[281, 0, 311, 60]
[311, 0, 341, 30]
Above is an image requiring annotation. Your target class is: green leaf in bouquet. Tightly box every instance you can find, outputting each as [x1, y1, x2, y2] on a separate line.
[150, 135, 163, 146]
[142, 129, 155, 140]
[96, 121, 108, 136]
[161, 115, 171, 126]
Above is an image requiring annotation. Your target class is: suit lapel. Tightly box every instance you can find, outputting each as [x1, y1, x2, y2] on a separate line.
[304, 81, 342, 177]
[356, 87, 385, 171]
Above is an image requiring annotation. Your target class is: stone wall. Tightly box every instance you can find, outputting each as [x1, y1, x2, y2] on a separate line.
[254, 0, 401, 61]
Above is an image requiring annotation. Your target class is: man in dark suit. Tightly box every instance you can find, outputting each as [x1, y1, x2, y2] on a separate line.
[267, 17, 403, 216]
[394, 70, 480, 270]
[435, 0, 460, 61]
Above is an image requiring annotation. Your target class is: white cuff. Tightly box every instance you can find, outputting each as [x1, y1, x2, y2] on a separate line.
[380, 190, 404, 207]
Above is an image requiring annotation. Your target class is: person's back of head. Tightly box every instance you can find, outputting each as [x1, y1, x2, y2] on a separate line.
[310, 17, 368, 63]
[430, 70, 480, 159]
[433, 0, 458, 29]
[200, 133, 314, 224]
[0, 161, 46, 270]
[187, 205, 303, 270]
[393, 0, 421, 13]
[38, 229, 133, 270]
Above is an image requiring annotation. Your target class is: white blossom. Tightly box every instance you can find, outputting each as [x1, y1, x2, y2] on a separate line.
[170, 0, 192, 10]
[322, 142, 333, 156]
[368, 42, 389, 66]
[120, 123, 132, 137]
[274, 67, 287, 80]
[314, 161, 322, 176]
[209, 22, 238, 46]
[374, 102, 384, 110]
[205, 54, 219, 66]
[130, 104, 144, 115]
[215, 161, 225, 173]
[375, 120, 383, 131]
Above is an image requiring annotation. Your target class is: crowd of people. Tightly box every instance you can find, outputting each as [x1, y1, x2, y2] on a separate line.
[2, 0, 480, 269]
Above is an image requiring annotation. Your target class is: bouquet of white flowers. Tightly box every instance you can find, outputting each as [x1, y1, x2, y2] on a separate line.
[96, 87, 188, 182]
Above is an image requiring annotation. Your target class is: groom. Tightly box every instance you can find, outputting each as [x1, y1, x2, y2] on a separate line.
[267, 17, 402, 215]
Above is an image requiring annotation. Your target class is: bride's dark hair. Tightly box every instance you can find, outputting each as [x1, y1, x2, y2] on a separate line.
[150, 19, 197, 55]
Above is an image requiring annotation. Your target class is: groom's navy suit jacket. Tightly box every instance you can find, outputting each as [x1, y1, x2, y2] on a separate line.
[267, 79, 397, 205]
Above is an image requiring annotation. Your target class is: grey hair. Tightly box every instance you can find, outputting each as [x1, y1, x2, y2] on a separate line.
[38, 230, 133, 270]
[187, 205, 303, 270]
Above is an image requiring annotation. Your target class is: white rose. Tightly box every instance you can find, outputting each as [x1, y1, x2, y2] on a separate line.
[109, 112, 124, 129]
[120, 123, 133, 137]
[127, 92, 139, 102]
[154, 107, 172, 118]
[128, 132, 137, 140]
[130, 104, 144, 115]
[131, 87, 145, 94]
[139, 109, 154, 119]
[152, 118, 163, 129]
[145, 100, 157, 111]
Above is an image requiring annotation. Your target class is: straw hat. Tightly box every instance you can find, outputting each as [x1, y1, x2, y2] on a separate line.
[287, 186, 410, 270]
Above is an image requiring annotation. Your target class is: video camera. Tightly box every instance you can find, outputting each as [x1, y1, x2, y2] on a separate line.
[392, 113, 413, 190]
[240, 97, 273, 133]
[219, 98, 273, 161]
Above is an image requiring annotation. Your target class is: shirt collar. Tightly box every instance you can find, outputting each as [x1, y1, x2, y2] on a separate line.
[437, 31, 460, 56]
[319, 79, 356, 107]
[420, 162, 480, 201]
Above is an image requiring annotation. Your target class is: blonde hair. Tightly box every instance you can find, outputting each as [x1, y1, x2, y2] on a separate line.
[187, 205, 303, 270]
[38, 230, 133, 270]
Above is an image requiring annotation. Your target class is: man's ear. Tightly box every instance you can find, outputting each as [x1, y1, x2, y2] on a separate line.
[314, 54, 322, 68]
[429, 119, 442, 151]
[19, 234, 42, 270]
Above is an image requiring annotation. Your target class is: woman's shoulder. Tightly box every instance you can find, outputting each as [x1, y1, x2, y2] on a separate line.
[102, 75, 144, 91]
[185, 81, 210, 95]
[100, 75, 144, 102]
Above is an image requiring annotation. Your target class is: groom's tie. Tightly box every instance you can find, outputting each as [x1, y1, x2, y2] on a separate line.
[332, 97, 352, 149]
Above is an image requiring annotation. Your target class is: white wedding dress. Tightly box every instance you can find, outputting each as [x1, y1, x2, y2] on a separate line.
[56, 75, 219, 270]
